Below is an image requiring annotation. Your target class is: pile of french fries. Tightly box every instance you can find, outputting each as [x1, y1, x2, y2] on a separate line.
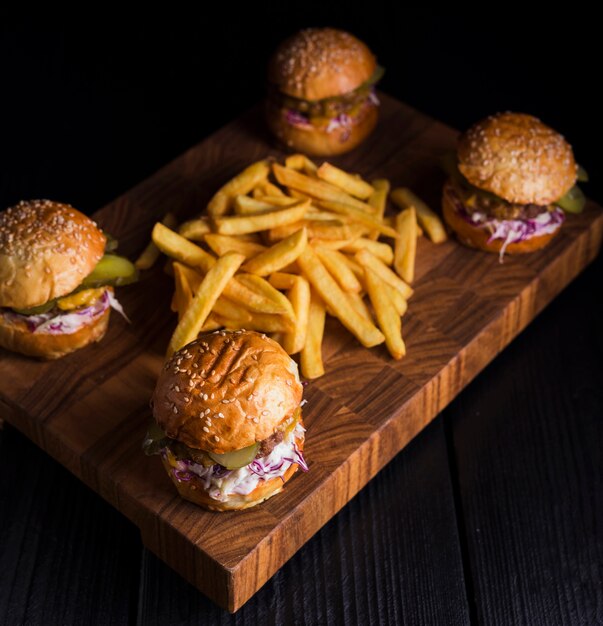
[136, 154, 446, 379]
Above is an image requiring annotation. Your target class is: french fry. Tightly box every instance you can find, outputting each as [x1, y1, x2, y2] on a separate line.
[153, 222, 216, 273]
[340, 255, 367, 290]
[167, 252, 245, 356]
[341, 238, 394, 265]
[297, 246, 384, 348]
[214, 313, 294, 334]
[315, 246, 362, 293]
[273, 163, 372, 212]
[204, 233, 267, 259]
[347, 291, 373, 322]
[255, 195, 299, 207]
[212, 296, 253, 323]
[387, 287, 408, 317]
[207, 160, 271, 217]
[255, 180, 285, 197]
[242, 227, 307, 276]
[252, 187, 264, 200]
[178, 218, 212, 242]
[316, 199, 398, 238]
[268, 272, 298, 290]
[135, 212, 178, 270]
[213, 200, 309, 236]
[300, 289, 326, 379]
[355, 249, 413, 300]
[317, 162, 375, 199]
[172, 262, 193, 319]
[174, 263, 203, 291]
[266, 220, 367, 243]
[200, 313, 222, 333]
[287, 188, 312, 202]
[390, 188, 447, 243]
[235, 273, 295, 320]
[368, 179, 390, 240]
[282, 275, 311, 355]
[285, 153, 318, 175]
[394, 207, 417, 283]
[364, 268, 406, 360]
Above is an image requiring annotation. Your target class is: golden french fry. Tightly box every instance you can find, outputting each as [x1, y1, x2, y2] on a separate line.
[273, 163, 372, 212]
[317, 162, 375, 199]
[167, 252, 245, 356]
[268, 272, 298, 290]
[355, 249, 413, 300]
[234, 195, 292, 215]
[255, 180, 286, 196]
[178, 218, 212, 242]
[172, 262, 193, 319]
[368, 179, 390, 240]
[282, 275, 311, 355]
[204, 233, 267, 260]
[365, 268, 406, 359]
[340, 255, 367, 290]
[300, 289, 326, 379]
[315, 246, 362, 293]
[387, 287, 408, 317]
[254, 195, 299, 207]
[287, 188, 312, 201]
[390, 188, 447, 243]
[215, 313, 294, 334]
[285, 154, 318, 175]
[252, 187, 264, 200]
[341, 238, 394, 265]
[153, 222, 216, 273]
[135, 212, 178, 270]
[316, 200, 398, 238]
[235, 273, 295, 320]
[347, 291, 373, 322]
[394, 207, 417, 283]
[226, 278, 287, 315]
[242, 227, 307, 276]
[174, 263, 203, 291]
[207, 160, 271, 217]
[297, 246, 384, 348]
[212, 296, 253, 323]
[200, 313, 222, 332]
[213, 200, 309, 236]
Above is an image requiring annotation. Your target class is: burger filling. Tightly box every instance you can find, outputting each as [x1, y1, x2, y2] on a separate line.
[444, 180, 565, 261]
[270, 65, 383, 133]
[1, 249, 136, 334]
[144, 409, 309, 503]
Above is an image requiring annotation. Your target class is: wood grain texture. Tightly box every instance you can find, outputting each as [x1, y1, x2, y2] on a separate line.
[0, 94, 602, 611]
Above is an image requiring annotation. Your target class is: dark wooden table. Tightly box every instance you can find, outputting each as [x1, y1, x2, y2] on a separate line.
[1, 16, 602, 625]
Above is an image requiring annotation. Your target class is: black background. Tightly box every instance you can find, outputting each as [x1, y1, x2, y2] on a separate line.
[1, 11, 602, 625]
[2, 11, 601, 211]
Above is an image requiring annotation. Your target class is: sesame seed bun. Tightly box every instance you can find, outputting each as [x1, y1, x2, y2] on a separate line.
[268, 28, 376, 101]
[162, 428, 304, 512]
[152, 330, 303, 454]
[0, 300, 111, 360]
[266, 97, 378, 157]
[457, 112, 577, 205]
[0, 200, 107, 309]
[442, 184, 561, 255]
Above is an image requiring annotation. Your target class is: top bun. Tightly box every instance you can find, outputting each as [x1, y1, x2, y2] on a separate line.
[152, 330, 303, 454]
[0, 200, 106, 309]
[268, 27, 376, 101]
[457, 112, 577, 205]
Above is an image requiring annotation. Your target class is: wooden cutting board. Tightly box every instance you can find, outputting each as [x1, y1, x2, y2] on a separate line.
[1, 94, 601, 612]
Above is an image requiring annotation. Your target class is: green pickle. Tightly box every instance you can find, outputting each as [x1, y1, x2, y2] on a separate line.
[556, 185, 586, 214]
[142, 421, 168, 456]
[577, 164, 589, 183]
[81, 254, 138, 288]
[12, 300, 57, 316]
[208, 443, 260, 470]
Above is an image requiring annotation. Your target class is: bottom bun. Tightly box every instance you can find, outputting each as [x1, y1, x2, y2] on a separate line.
[0, 306, 110, 359]
[163, 432, 305, 512]
[266, 100, 378, 157]
[442, 185, 560, 255]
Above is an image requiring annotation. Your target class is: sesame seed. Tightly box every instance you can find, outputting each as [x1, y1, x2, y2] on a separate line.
[214, 435, 220, 442]
[203, 426, 210, 433]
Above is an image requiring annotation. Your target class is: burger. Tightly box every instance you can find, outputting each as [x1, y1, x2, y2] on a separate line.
[0, 199, 136, 359]
[144, 330, 308, 511]
[442, 112, 587, 260]
[266, 27, 382, 156]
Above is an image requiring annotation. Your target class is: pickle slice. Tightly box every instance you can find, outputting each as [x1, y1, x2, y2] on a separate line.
[12, 300, 57, 315]
[577, 164, 589, 183]
[556, 185, 585, 214]
[142, 421, 169, 456]
[208, 443, 260, 470]
[81, 254, 138, 288]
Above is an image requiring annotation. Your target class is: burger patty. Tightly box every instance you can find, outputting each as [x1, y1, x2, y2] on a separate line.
[257, 429, 284, 457]
[452, 180, 551, 220]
